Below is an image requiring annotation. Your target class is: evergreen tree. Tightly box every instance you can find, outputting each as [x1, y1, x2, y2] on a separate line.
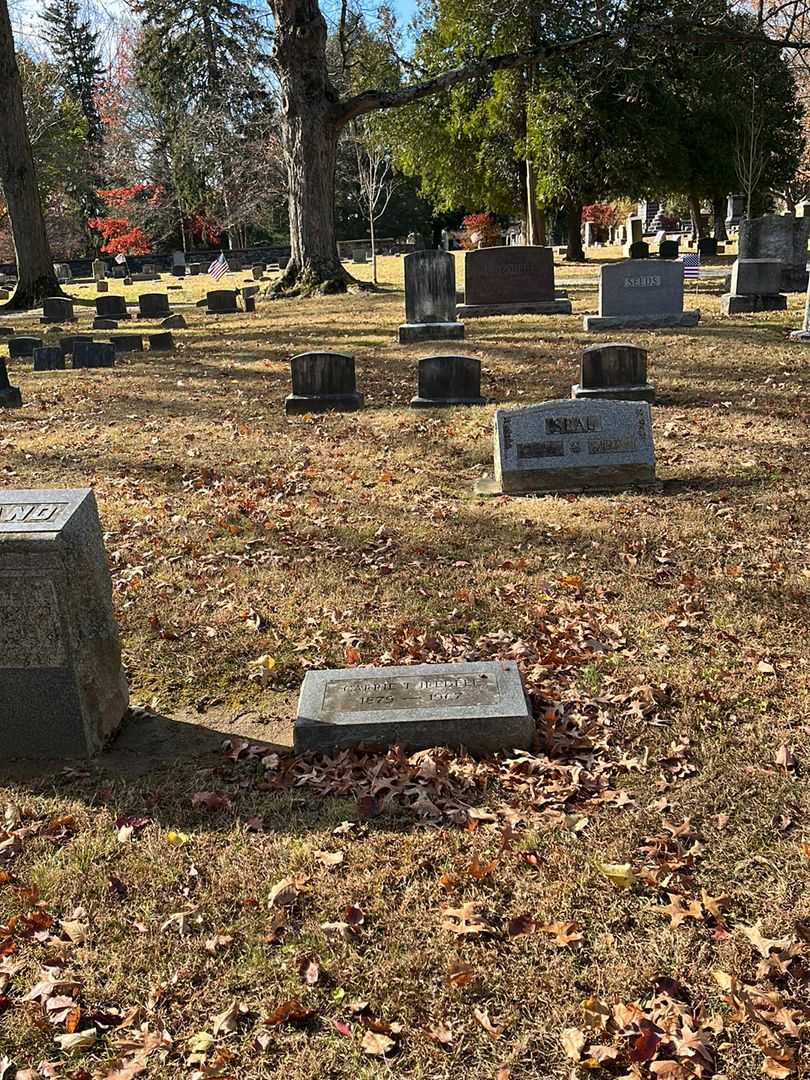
[41, 0, 104, 147]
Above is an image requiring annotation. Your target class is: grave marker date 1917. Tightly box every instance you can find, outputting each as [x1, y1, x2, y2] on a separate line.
[294, 661, 533, 754]
[476, 399, 656, 494]
[0, 489, 128, 758]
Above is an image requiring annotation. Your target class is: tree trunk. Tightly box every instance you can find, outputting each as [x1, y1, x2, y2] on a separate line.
[565, 200, 585, 261]
[526, 160, 544, 245]
[688, 194, 707, 239]
[0, 0, 61, 310]
[271, 0, 350, 294]
[712, 196, 728, 241]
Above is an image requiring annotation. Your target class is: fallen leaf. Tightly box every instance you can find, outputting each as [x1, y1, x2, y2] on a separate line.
[507, 914, 536, 937]
[269, 877, 304, 909]
[360, 1030, 395, 1056]
[264, 999, 314, 1027]
[428, 1022, 453, 1046]
[473, 1007, 503, 1040]
[54, 1028, 97, 1053]
[446, 961, 475, 988]
[211, 999, 245, 1036]
[562, 1027, 585, 1061]
[538, 920, 584, 947]
[441, 903, 492, 935]
[739, 922, 791, 959]
[313, 850, 344, 867]
[597, 862, 635, 890]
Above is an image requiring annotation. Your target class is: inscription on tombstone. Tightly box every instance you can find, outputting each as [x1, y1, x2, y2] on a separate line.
[584, 260, 699, 331]
[294, 661, 533, 754]
[458, 246, 571, 316]
[398, 250, 464, 344]
[0, 488, 128, 758]
[476, 399, 656, 494]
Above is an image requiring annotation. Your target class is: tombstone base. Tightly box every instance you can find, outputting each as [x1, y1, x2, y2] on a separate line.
[285, 392, 364, 415]
[788, 329, 810, 341]
[782, 269, 809, 293]
[411, 394, 487, 408]
[475, 465, 658, 496]
[571, 383, 656, 404]
[583, 311, 700, 332]
[720, 293, 787, 315]
[0, 385, 22, 408]
[40, 317, 76, 324]
[456, 298, 572, 317]
[398, 322, 464, 344]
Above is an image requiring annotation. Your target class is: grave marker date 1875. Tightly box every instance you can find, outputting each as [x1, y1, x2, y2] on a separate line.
[476, 399, 656, 494]
[294, 661, 533, 754]
[0, 489, 128, 759]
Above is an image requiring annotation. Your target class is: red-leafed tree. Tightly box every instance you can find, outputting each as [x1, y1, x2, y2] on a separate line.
[459, 211, 502, 249]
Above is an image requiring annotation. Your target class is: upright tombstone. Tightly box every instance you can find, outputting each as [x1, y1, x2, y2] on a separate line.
[207, 289, 239, 314]
[293, 661, 534, 754]
[109, 334, 144, 354]
[54, 263, 72, 284]
[720, 259, 787, 315]
[33, 346, 65, 372]
[475, 399, 656, 495]
[8, 337, 42, 359]
[726, 195, 744, 229]
[583, 260, 700, 331]
[42, 297, 75, 324]
[697, 237, 718, 257]
[285, 352, 363, 415]
[171, 250, 187, 278]
[411, 355, 486, 408]
[572, 343, 655, 403]
[739, 214, 810, 291]
[0, 489, 128, 758]
[73, 341, 115, 369]
[398, 250, 464, 344]
[457, 246, 572, 317]
[148, 332, 174, 352]
[789, 278, 810, 340]
[138, 293, 171, 319]
[0, 360, 22, 407]
[95, 295, 129, 320]
[623, 216, 644, 257]
[659, 239, 680, 259]
[59, 334, 92, 359]
[92, 259, 107, 282]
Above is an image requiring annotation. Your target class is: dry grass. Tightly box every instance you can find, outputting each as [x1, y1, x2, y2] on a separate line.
[0, 256, 808, 1079]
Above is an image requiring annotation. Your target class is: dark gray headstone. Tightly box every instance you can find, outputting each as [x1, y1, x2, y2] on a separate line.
[658, 240, 680, 259]
[42, 297, 75, 324]
[629, 241, 650, 259]
[0, 488, 128, 758]
[697, 236, 718, 258]
[8, 337, 42, 359]
[73, 341, 114, 369]
[33, 346, 65, 372]
[244, 296, 256, 313]
[0, 360, 22, 407]
[293, 661, 533, 754]
[109, 334, 144, 354]
[399, 250, 464, 344]
[411, 355, 486, 408]
[0, 327, 15, 337]
[584, 260, 699, 331]
[95, 295, 129, 320]
[188, 263, 201, 276]
[572, 343, 654, 403]
[96, 280, 109, 293]
[207, 290, 239, 314]
[476, 399, 656, 494]
[161, 314, 187, 330]
[59, 335, 92, 357]
[138, 293, 171, 318]
[739, 214, 810, 291]
[285, 352, 363, 415]
[458, 246, 571, 316]
[720, 258, 787, 315]
[252, 264, 265, 279]
[148, 332, 174, 352]
[93, 318, 118, 330]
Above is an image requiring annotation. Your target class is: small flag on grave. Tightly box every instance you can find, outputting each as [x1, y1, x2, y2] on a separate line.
[682, 252, 701, 280]
[208, 252, 229, 281]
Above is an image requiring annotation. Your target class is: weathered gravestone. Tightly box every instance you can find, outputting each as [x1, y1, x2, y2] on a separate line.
[92, 259, 107, 282]
[629, 241, 650, 259]
[207, 289, 239, 314]
[171, 250, 187, 278]
[8, 337, 42, 359]
[285, 352, 363, 415]
[109, 334, 144, 354]
[659, 239, 680, 259]
[73, 341, 114, 369]
[623, 216, 644, 257]
[0, 360, 22, 407]
[42, 297, 75, 324]
[411, 355, 486, 408]
[188, 262, 201, 276]
[475, 399, 656, 494]
[572, 343, 655, 403]
[148, 332, 174, 352]
[398, 250, 464, 344]
[161, 314, 187, 330]
[584, 260, 700, 331]
[138, 293, 171, 318]
[96, 295, 129, 320]
[33, 346, 65, 372]
[739, 214, 810, 291]
[293, 660, 533, 754]
[96, 280, 109, 293]
[59, 335, 92, 358]
[697, 237, 718, 257]
[252, 264, 265, 279]
[54, 263, 72, 284]
[0, 489, 128, 758]
[457, 246, 571, 317]
[720, 260, 786, 315]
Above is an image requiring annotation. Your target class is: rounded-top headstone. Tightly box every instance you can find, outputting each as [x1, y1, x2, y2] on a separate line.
[286, 352, 363, 414]
[412, 355, 485, 407]
[207, 289, 239, 314]
[42, 297, 75, 323]
[138, 293, 171, 318]
[95, 294, 128, 319]
[581, 343, 647, 388]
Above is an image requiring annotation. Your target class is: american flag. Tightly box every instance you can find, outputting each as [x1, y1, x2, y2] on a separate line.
[114, 253, 127, 265]
[208, 252, 229, 281]
[682, 252, 701, 280]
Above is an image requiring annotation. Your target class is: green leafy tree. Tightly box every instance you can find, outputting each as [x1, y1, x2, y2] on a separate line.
[41, 0, 104, 147]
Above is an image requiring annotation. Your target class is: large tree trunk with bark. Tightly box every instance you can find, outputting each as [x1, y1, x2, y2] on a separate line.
[271, 0, 351, 294]
[565, 200, 585, 261]
[0, 0, 61, 310]
[688, 193, 707, 239]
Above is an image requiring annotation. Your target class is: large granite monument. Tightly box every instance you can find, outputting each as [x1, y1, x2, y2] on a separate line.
[583, 260, 700, 331]
[456, 246, 571, 317]
[0, 489, 128, 758]
[293, 661, 533, 754]
[398, 250, 464, 344]
[475, 399, 656, 494]
[739, 214, 810, 292]
[721, 259, 787, 315]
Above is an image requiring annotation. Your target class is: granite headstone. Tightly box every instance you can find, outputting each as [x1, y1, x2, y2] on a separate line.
[572, 343, 655, 403]
[42, 297, 75, 324]
[138, 293, 171, 318]
[457, 246, 572, 316]
[584, 260, 700, 331]
[411, 355, 486, 407]
[398, 250, 464, 344]
[285, 352, 363, 414]
[8, 337, 42, 359]
[73, 341, 115, 369]
[721, 259, 787, 315]
[207, 289, 239, 314]
[0, 360, 22, 407]
[33, 346, 65, 372]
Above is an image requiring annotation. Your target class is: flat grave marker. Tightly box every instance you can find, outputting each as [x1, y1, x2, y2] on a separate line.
[294, 660, 533, 754]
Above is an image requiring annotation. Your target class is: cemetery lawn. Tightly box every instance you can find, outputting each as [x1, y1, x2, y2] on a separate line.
[0, 258, 809, 1079]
